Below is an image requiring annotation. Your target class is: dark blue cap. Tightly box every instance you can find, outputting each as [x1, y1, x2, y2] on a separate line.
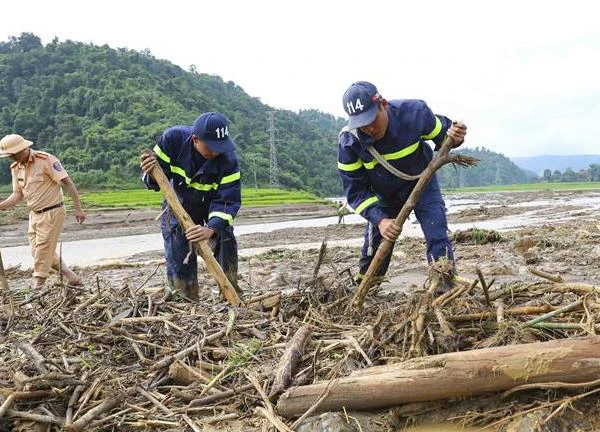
[342, 81, 382, 129]
[192, 112, 236, 153]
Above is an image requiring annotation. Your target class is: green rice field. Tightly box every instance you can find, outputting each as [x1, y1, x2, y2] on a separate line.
[78, 188, 326, 209]
[2, 182, 599, 211]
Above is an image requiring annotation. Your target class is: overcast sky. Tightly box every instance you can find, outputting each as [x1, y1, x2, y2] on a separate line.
[2, 0, 599, 157]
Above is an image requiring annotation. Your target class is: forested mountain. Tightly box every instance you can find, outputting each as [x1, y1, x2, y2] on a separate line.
[437, 147, 536, 188]
[0, 33, 345, 195]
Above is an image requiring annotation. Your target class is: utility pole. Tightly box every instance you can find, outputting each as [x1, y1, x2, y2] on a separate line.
[268, 112, 279, 188]
[495, 160, 502, 184]
[246, 153, 259, 189]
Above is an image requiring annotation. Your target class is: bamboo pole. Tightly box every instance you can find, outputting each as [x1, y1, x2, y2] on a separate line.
[351, 136, 478, 309]
[144, 150, 241, 306]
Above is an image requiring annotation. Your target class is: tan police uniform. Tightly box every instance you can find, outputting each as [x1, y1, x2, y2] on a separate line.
[10, 150, 69, 278]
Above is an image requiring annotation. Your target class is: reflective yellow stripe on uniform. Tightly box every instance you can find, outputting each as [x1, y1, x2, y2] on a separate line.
[354, 196, 378, 215]
[421, 116, 442, 140]
[208, 211, 234, 225]
[220, 171, 240, 185]
[168, 165, 216, 191]
[189, 180, 217, 191]
[337, 160, 363, 172]
[363, 142, 421, 169]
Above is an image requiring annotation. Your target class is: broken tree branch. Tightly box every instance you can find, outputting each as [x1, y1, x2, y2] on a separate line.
[269, 325, 312, 399]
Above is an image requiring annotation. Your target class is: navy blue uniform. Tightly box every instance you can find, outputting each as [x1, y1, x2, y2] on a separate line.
[337, 100, 454, 279]
[143, 126, 241, 293]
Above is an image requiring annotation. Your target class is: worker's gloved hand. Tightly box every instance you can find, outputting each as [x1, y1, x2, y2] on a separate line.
[185, 225, 215, 242]
[448, 121, 467, 148]
[140, 151, 157, 174]
[378, 218, 401, 242]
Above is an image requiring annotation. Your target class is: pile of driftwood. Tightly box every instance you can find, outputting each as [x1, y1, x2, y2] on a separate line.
[0, 244, 599, 431]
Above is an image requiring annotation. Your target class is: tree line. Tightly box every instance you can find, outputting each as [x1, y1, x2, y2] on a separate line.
[541, 165, 600, 183]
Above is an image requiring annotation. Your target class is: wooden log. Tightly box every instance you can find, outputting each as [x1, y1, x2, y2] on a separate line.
[276, 336, 600, 417]
[144, 150, 241, 307]
[269, 325, 312, 399]
[351, 136, 478, 308]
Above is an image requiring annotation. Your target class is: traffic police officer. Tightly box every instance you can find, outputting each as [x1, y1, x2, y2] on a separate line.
[337, 82, 467, 285]
[140, 112, 241, 300]
[0, 134, 86, 289]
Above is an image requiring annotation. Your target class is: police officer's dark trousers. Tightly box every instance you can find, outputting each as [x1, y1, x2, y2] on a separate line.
[358, 179, 453, 280]
[161, 210, 238, 299]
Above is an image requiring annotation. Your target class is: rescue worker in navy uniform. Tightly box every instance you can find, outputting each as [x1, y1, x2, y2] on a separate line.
[140, 112, 241, 300]
[337, 82, 467, 289]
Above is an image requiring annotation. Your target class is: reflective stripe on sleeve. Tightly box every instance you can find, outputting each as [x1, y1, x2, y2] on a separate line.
[208, 211, 234, 225]
[421, 116, 442, 140]
[337, 160, 363, 172]
[354, 196, 379, 215]
[153, 145, 171, 163]
[220, 171, 241, 185]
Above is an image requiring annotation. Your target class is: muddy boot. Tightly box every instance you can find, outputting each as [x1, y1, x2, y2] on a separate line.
[429, 258, 456, 297]
[434, 271, 456, 296]
[170, 277, 199, 301]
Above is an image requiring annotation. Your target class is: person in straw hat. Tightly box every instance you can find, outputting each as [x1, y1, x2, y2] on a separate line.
[0, 134, 85, 289]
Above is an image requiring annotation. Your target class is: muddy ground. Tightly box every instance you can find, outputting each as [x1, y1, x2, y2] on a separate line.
[1, 190, 600, 431]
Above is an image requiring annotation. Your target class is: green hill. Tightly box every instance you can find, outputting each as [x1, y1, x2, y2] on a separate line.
[0, 33, 345, 195]
[437, 147, 535, 188]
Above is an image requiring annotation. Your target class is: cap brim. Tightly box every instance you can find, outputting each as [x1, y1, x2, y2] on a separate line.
[0, 153, 12, 158]
[205, 137, 236, 154]
[347, 104, 378, 129]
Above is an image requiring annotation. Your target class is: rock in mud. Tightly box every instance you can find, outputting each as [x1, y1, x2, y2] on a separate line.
[297, 412, 358, 432]
[503, 410, 561, 432]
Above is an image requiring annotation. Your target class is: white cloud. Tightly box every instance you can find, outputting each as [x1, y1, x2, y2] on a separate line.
[2, 0, 599, 156]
